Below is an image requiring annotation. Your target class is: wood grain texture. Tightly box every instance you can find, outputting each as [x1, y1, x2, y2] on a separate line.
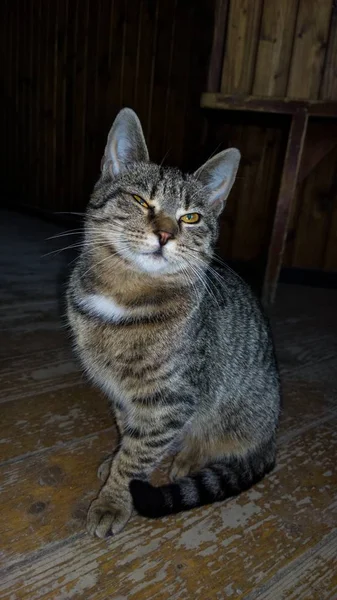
[1, 212, 337, 599]
[253, 0, 299, 97]
[1, 408, 336, 597]
[287, 0, 332, 100]
[320, 2, 337, 100]
[262, 111, 308, 305]
[0, 386, 114, 462]
[284, 138, 337, 271]
[201, 93, 337, 116]
[220, 0, 263, 94]
[206, 0, 229, 92]
[322, 164, 337, 272]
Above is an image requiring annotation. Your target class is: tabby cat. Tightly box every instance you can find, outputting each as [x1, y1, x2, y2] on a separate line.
[67, 108, 280, 538]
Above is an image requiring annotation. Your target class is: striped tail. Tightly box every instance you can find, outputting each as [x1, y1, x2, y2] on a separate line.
[130, 450, 275, 519]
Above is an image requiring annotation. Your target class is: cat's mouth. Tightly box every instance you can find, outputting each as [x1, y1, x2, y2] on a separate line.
[142, 248, 166, 260]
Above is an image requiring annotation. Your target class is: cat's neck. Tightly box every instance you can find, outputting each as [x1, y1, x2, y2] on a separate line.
[78, 244, 197, 314]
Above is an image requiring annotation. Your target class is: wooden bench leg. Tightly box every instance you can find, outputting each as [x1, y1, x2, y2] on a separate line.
[262, 111, 308, 308]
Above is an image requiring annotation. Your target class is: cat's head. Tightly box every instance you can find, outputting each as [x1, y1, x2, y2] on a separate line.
[86, 108, 240, 277]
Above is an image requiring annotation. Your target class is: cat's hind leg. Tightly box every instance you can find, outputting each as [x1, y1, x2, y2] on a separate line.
[170, 435, 205, 481]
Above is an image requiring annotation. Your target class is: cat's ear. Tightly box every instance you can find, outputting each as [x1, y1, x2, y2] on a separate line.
[101, 108, 149, 177]
[194, 148, 240, 213]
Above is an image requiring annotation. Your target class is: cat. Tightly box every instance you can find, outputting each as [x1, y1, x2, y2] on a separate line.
[67, 108, 280, 538]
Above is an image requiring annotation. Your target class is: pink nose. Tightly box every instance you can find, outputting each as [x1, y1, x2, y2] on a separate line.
[157, 231, 173, 246]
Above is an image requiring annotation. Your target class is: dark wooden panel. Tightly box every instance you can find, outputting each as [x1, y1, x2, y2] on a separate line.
[133, 0, 159, 139]
[285, 142, 337, 270]
[252, 0, 299, 97]
[220, 0, 263, 95]
[206, 0, 229, 93]
[146, 0, 177, 163]
[287, 0, 332, 100]
[320, 2, 337, 100]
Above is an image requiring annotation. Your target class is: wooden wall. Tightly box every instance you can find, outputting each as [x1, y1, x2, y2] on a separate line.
[0, 0, 215, 213]
[1, 0, 336, 273]
[218, 0, 337, 100]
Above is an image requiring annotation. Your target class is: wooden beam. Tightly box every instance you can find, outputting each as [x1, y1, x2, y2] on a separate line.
[262, 112, 308, 307]
[201, 93, 337, 117]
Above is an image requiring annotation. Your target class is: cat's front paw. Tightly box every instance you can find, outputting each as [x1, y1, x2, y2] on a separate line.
[86, 491, 133, 538]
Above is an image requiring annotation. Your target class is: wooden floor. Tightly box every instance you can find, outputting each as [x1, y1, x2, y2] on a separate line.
[1, 210, 337, 600]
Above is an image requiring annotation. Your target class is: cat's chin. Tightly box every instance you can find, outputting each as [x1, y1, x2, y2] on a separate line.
[132, 253, 174, 276]
[113, 244, 181, 276]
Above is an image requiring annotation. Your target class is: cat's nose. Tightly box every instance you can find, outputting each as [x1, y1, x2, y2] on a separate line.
[157, 231, 173, 246]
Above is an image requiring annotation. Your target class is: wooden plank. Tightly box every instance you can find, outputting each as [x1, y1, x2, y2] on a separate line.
[320, 2, 337, 100]
[91, 0, 113, 163]
[180, 1, 216, 171]
[71, 0, 90, 211]
[220, 0, 263, 95]
[0, 344, 82, 403]
[147, 0, 177, 163]
[262, 111, 308, 306]
[103, 0, 124, 131]
[81, 0, 102, 205]
[133, 0, 158, 139]
[121, 0, 141, 109]
[0, 386, 113, 462]
[201, 92, 337, 116]
[287, 146, 337, 270]
[7, 1, 15, 193]
[13, 0, 20, 200]
[253, 0, 299, 97]
[297, 121, 337, 184]
[19, 0, 29, 202]
[35, 0, 44, 209]
[50, 0, 60, 214]
[287, 0, 332, 100]
[230, 124, 277, 261]
[26, 0, 34, 206]
[281, 122, 337, 268]
[0, 429, 117, 567]
[201, 117, 244, 258]
[0, 1, 8, 182]
[323, 151, 337, 271]
[206, 0, 229, 92]
[163, 0, 194, 167]
[54, 0, 69, 211]
[1, 401, 336, 597]
[62, 0, 78, 212]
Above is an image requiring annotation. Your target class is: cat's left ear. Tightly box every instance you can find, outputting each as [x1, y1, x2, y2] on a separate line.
[194, 148, 240, 214]
[101, 108, 149, 177]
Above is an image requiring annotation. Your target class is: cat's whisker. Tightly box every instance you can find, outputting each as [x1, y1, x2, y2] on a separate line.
[46, 230, 84, 241]
[54, 211, 86, 217]
[182, 255, 221, 310]
[41, 240, 106, 258]
[159, 148, 171, 167]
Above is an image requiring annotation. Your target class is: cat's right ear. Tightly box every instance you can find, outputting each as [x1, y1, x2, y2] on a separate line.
[101, 108, 149, 177]
[194, 148, 240, 214]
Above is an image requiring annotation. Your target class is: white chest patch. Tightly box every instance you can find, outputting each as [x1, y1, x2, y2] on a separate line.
[79, 293, 130, 322]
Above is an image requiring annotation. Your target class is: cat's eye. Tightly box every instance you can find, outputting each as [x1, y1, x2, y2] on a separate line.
[133, 194, 149, 209]
[180, 213, 201, 224]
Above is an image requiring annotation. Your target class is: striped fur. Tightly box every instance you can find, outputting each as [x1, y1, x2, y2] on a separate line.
[66, 108, 280, 537]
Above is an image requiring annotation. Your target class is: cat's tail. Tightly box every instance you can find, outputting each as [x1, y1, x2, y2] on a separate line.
[130, 442, 276, 518]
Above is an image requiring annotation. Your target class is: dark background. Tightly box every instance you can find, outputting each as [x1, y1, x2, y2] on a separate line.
[1, 0, 337, 279]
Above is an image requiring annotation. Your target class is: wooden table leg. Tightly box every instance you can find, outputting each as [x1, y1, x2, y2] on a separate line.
[262, 111, 308, 308]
